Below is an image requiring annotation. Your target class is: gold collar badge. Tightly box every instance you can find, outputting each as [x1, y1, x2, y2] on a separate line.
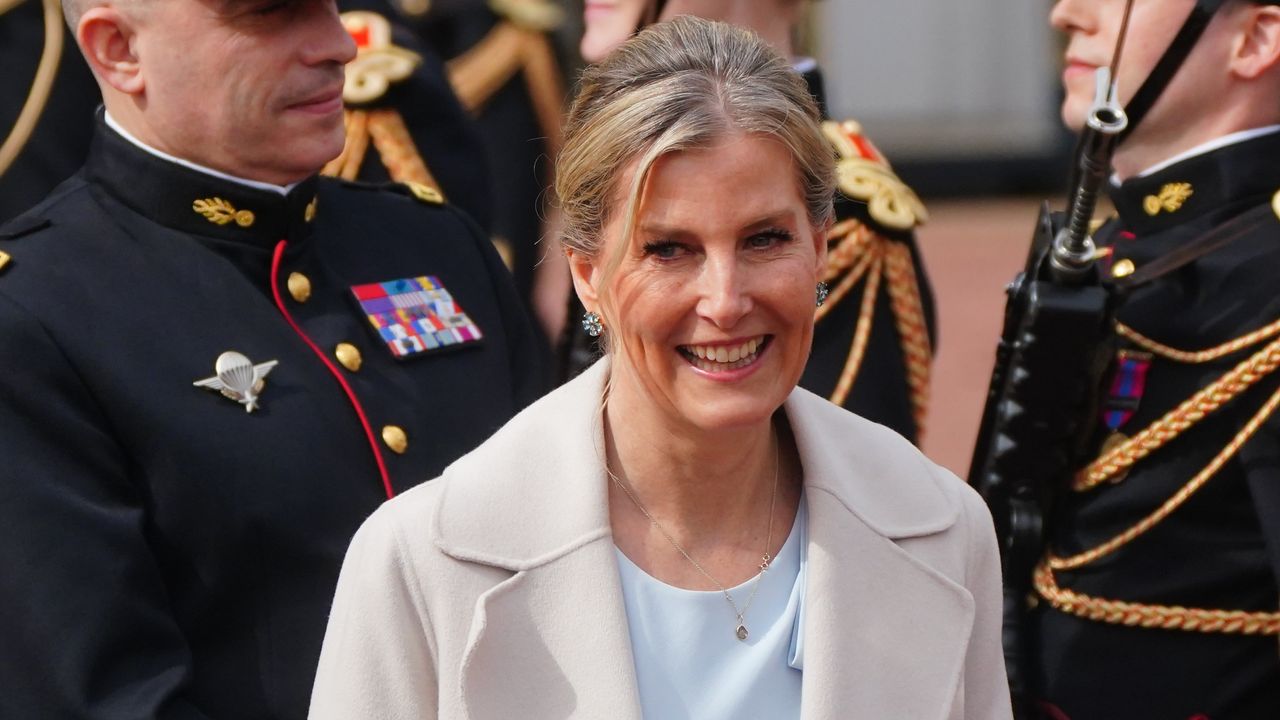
[1143, 182, 1193, 216]
[193, 197, 255, 228]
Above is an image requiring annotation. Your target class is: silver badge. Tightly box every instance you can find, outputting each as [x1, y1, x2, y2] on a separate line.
[193, 351, 279, 413]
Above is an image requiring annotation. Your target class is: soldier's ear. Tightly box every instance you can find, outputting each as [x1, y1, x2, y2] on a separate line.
[78, 7, 144, 95]
[1229, 2, 1280, 80]
[566, 247, 602, 311]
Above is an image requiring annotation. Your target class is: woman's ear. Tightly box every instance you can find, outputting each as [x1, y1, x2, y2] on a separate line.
[1229, 3, 1280, 80]
[811, 218, 831, 277]
[566, 247, 602, 312]
[78, 6, 144, 95]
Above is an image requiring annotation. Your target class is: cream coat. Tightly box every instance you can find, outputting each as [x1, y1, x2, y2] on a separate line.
[309, 360, 1013, 719]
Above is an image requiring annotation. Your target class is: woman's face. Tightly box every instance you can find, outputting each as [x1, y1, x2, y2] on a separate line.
[580, 0, 650, 63]
[577, 133, 826, 434]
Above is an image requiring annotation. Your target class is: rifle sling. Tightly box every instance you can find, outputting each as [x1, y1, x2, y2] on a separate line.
[1114, 203, 1274, 288]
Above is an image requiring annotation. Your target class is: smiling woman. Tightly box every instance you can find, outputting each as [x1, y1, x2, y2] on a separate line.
[309, 16, 1012, 720]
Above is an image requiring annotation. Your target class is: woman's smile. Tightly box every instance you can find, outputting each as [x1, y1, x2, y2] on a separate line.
[678, 335, 772, 376]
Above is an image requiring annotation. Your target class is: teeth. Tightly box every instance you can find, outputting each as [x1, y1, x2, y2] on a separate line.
[682, 336, 766, 371]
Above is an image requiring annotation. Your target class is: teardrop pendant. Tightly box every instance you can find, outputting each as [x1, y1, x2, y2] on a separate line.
[735, 624, 749, 641]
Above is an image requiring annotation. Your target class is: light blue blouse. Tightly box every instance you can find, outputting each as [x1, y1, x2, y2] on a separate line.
[615, 500, 808, 720]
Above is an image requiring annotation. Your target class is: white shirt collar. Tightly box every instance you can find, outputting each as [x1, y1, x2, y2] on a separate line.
[1135, 124, 1280, 178]
[104, 111, 297, 196]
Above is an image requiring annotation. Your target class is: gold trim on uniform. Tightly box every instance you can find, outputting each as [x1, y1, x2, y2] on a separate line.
[340, 11, 422, 105]
[304, 197, 317, 223]
[404, 181, 444, 205]
[821, 121, 927, 231]
[1142, 181, 1194, 216]
[488, 0, 564, 31]
[287, 272, 312, 303]
[192, 197, 255, 228]
[382, 425, 408, 454]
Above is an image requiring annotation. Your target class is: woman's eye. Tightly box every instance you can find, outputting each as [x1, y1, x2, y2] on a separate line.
[747, 229, 794, 249]
[642, 241, 687, 260]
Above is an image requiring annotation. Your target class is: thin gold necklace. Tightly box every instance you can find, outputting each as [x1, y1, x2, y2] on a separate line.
[607, 432, 780, 642]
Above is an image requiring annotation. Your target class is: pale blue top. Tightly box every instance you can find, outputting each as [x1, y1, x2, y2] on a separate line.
[615, 500, 807, 720]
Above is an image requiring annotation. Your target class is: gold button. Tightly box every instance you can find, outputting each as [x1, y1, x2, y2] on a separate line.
[234, 209, 256, 227]
[304, 197, 317, 223]
[1272, 188, 1279, 222]
[287, 272, 312, 302]
[1112, 258, 1136, 278]
[382, 425, 408, 454]
[335, 342, 362, 372]
[0, 251, 10, 273]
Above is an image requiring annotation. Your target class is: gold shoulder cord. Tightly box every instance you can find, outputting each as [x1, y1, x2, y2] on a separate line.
[1037, 318, 1280, 636]
[816, 121, 932, 438]
[0, 0, 63, 179]
[446, 0, 566, 157]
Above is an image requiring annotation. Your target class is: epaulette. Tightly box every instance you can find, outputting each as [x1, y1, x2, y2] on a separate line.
[822, 119, 928, 232]
[390, 181, 445, 206]
[0, 216, 51, 276]
[340, 11, 421, 106]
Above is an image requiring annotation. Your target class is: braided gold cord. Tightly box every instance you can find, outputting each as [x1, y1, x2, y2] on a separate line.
[1034, 561, 1280, 635]
[321, 110, 371, 181]
[1075, 336, 1280, 491]
[1049, 384, 1280, 572]
[1117, 317, 1280, 364]
[882, 242, 932, 438]
[365, 109, 442, 190]
[815, 239, 877, 324]
[829, 253, 884, 406]
[824, 219, 872, 274]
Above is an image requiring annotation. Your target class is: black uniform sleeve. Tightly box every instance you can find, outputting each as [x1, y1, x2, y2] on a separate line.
[1242, 300, 1280, 586]
[0, 292, 213, 719]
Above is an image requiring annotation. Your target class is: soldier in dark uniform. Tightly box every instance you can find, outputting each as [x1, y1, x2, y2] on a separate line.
[1031, 1, 1280, 717]
[0, 0, 98, 222]
[0, 0, 546, 717]
[572, 0, 935, 444]
[380, 0, 572, 346]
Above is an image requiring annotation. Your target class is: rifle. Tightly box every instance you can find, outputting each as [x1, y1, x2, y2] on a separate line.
[968, 67, 1128, 718]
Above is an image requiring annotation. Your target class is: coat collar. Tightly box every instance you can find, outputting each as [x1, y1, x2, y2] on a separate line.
[437, 358, 973, 720]
[432, 357, 959, 568]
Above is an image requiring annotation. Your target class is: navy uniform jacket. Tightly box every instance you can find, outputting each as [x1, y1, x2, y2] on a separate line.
[1033, 130, 1280, 719]
[0, 116, 548, 718]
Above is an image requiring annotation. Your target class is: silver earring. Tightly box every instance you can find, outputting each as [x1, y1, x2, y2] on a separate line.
[582, 311, 604, 338]
[816, 281, 830, 308]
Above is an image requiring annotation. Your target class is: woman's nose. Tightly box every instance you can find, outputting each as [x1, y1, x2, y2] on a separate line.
[694, 257, 753, 329]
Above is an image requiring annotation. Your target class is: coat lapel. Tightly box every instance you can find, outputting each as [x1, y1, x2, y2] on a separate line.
[434, 360, 642, 720]
[799, 488, 974, 720]
[787, 388, 973, 720]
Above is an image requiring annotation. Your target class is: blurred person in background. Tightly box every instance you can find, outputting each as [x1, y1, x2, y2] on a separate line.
[566, 0, 936, 447]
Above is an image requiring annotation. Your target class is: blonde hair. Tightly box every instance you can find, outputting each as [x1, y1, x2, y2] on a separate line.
[556, 15, 835, 326]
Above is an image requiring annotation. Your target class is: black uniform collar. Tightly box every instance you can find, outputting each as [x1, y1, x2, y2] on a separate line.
[799, 63, 829, 120]
[1109, 128, 1280, 236]
[84, 111, 320, 249]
